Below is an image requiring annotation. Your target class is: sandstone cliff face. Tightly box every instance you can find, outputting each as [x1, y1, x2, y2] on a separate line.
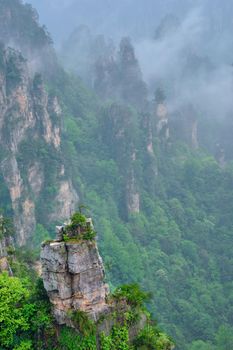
[49, 181, 79, 222]
[41, 240, 109, 324]
[0, 47, 78, 245]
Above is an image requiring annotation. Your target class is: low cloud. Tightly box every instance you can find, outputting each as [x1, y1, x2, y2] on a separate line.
[135, 6, 233, 120]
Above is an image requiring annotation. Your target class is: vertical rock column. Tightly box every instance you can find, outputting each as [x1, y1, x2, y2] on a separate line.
[41, 240, 109, 325]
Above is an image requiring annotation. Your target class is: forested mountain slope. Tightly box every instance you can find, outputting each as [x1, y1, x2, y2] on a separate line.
[0, 1, 233, 349]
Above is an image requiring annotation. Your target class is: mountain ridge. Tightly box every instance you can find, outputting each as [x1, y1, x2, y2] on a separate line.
[0, 1, 233, 349]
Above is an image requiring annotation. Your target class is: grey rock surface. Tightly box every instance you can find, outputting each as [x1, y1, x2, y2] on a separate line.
[0, 47, 78, 245]
[41, 239, 109, 325]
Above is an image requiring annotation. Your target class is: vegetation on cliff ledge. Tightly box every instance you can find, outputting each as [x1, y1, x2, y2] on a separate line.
[62, 211, 97, 242]
[1, 1, 233, 349]
[56, 282, 174, 350]
[0, 213, 172, 350]
[0, 267, 173, 350]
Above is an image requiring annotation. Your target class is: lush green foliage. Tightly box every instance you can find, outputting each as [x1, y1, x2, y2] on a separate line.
[0, 273, 53, 349]
[134, 324, 173, 350]
[0, 273, 30, 348]
[22, 63, 233, 349]
[58, 282, 169, 349]
[71, 310, 96, 337]
[112, 284, 151, 308]
[2, 59, 233, 349]
[58, 327, 97, 350]
[0, 2, 233, 349]
[0, 213, 14, 238]
[82, 227, 97, 240]
[101, 326, 130, 350]
[71, 212, 86, 225]
[63, 211, 97, 241]
[0, 266, 172, 350]
[32, 224, 50, 249]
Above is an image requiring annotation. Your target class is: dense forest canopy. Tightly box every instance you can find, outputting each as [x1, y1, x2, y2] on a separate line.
[0, 0, 233, 349]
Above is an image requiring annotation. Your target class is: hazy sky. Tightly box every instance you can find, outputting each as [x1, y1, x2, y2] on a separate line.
[27, 0, 233, 122]
[28, 0, 193, 44]
[27, 0, 233, 49]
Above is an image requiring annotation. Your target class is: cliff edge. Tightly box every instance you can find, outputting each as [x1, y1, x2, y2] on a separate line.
[41, 239, 109, 325]
[40, 213, 174, 350]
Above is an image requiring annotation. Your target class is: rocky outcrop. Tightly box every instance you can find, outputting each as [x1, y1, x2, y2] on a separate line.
[63, 31, 148, 110]
[40, 223, 173, 349]
[41, 240, 109, 324]
[40, 235, 151, 349]
[49, 181, 79, 222]
[0, 46, 78, 245]
[1, 156, 36, 245]
[28, 162, 44, 197]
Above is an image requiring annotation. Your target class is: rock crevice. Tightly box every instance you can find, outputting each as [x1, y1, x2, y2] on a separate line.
[41, 240, 109, 325]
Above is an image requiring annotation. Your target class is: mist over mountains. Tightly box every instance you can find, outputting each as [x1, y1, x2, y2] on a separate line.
[28, 0, 233, 46]
[34, 0, 233, 148]
[26, 0, 201, 44]
[1, 1, 233, 349]
[28, 0, 233, 98]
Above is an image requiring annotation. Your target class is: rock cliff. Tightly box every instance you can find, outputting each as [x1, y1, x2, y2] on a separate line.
[0, 46, 78, 245]
[40, 223, 174, 350]
[41, 239, 109, 325]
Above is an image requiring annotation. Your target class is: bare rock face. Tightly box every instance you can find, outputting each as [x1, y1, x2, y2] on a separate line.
[0, 46, 79, 245]
[49, 181, 79, 222]
[41, 240, 109, 325]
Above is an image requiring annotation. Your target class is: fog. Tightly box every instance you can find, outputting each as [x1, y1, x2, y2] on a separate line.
[27, 0, 233, 122]
[27, 0, 193, 44]
[27, 0, 233, 45]
[135, 6, 233, 119]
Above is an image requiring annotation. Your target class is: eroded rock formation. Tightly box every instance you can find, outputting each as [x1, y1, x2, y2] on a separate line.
[40, 220, 174, 350]
[0, 46, 78, 245]
[41, 239, 109, 324]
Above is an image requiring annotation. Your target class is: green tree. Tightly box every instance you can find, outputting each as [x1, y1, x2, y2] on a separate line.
[0, 273, 30, 348]
[0, 214, 14, 238]
[215, 325, 233, 350]
[189, 340, 213, 350]
[33, 224, 50, 248]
